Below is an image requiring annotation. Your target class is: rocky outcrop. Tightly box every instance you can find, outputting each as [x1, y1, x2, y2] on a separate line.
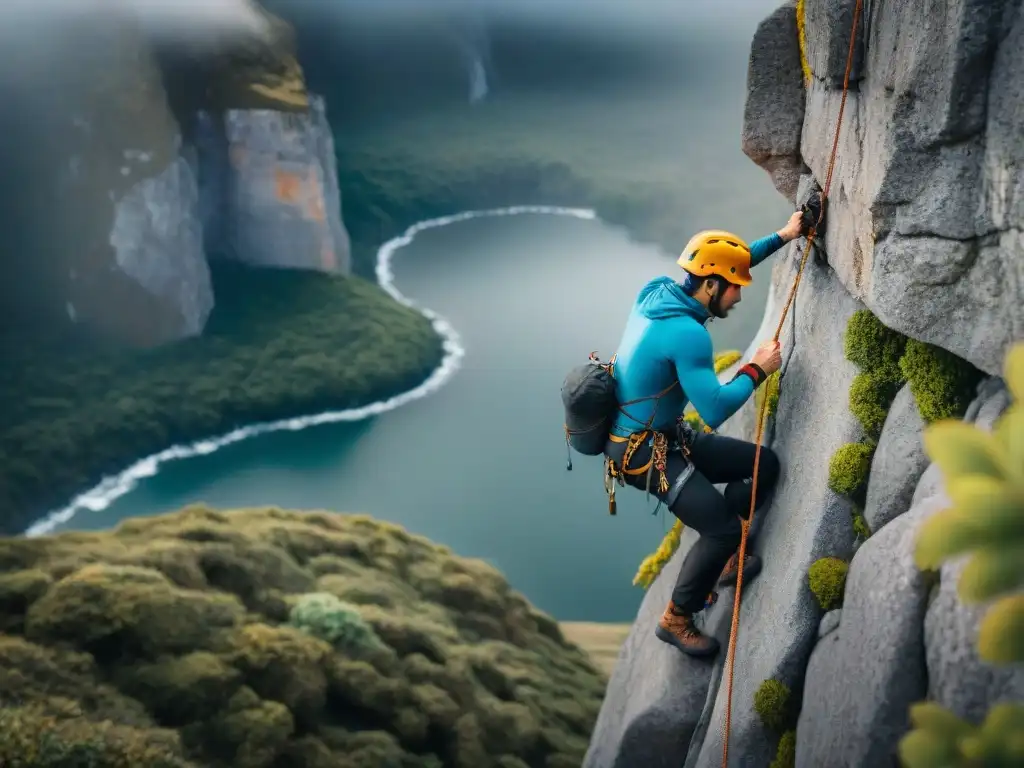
[195, 95, 351, 272]
[1, 1, 352, 346]
[744, 0, 1023, 377]
[7, 7, 214, 346]
[741, 1, 807, 203]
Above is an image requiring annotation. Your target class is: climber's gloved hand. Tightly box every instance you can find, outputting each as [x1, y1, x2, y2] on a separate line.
[800, 190, 827, 238]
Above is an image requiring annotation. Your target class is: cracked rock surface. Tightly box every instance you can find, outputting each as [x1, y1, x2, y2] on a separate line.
[756, 0, 1024, 376]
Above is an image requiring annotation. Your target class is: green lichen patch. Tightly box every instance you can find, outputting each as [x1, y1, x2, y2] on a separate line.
[808, 557, 850, 611]
[756, 370, 782, 421]
[827, 442, 875, 499]
[770, 729, 797, 768]
[0, 506, 605, 768]
[753, 679, 792, 731]
[900, 339, 984, 424]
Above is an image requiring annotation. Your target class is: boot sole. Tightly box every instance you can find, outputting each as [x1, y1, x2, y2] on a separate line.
[719, 558, 762, 588]
[655, 625, 720, 658]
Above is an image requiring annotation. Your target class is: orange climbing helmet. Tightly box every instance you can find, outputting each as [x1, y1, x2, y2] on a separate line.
[677, 230, 753, 286]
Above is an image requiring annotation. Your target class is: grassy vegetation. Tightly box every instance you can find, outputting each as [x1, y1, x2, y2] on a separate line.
[0, 263, 443, 535]
[0, 505, 607, 768]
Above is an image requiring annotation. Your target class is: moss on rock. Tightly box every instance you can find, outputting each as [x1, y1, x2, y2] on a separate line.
[0, 506, 604, 768]
[827, 442, 874, 499]
[900, 338, 984, 423]
[753, 679, 792, 731]
[843, 309, 907, 376]
[849, 369, 902, 439]
[808, 557, 849, 611]
[770, 729, 797, 768]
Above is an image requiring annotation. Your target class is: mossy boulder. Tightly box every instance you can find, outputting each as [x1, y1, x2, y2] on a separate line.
[808, 557, 849, 611]
[0, 506, 605, 768]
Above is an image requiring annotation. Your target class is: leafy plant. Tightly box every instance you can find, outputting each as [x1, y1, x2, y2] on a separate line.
[898, 342, 1024, 768]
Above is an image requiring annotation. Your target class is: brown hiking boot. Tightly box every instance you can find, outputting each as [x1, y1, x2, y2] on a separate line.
[655, 601, 719, 657]
[718, 552, 762, 588]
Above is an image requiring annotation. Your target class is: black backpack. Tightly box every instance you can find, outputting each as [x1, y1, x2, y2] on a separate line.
[561, 352, 678, 469]
[561, 353, 619, 460]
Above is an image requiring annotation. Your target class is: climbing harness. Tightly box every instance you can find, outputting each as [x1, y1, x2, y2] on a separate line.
[720, 2, 864, 765]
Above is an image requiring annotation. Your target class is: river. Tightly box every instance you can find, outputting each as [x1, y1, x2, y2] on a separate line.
[34, 208, 779, 622]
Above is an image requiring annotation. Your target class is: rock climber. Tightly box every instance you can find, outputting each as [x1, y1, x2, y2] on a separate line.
[604, 211, 806, 658]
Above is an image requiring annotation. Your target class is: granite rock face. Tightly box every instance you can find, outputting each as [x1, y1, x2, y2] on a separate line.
[741, 0, 807, 203]
[861, 385, 928, 534]
[582, 527, 714, 768]
[750, 0, 1024, 377]
[197, 94, 352, 273]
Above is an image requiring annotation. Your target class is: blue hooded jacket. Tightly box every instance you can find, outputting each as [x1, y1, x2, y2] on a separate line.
[609, 233, 785, 436]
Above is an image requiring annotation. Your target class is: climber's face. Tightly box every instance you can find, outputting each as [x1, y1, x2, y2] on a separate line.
[708, 280, 742, 319]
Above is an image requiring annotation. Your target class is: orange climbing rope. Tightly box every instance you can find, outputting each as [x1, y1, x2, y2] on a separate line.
[720, 1, 865, 765]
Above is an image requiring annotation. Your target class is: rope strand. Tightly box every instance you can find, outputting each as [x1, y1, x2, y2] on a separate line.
[720, 2, 864, 765]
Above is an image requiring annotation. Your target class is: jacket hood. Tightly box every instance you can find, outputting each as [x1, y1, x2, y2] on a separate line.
[634, 276, 710, 322]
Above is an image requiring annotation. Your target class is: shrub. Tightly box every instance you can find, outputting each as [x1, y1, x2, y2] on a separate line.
[899, 338, 983, 424]
[714, 350, 743, 374]
[288, 592, 383, 654]
[633, 519, 683, 589]
[753, 679, 792, 731]
[808, 557, 849, 611]
[756, 370, 782, 421]
[770, 729, 797, 768]
[827, 442, 874, 499]
[0, 507, 606, 768]
[844, 309, 907, 376]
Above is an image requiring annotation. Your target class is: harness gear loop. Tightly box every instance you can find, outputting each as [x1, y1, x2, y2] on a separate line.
[719, 2, 864, 766]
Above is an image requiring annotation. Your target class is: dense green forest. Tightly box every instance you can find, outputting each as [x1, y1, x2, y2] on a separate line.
[0, 264, 442, 534]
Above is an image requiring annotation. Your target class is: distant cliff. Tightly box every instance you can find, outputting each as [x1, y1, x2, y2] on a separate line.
[0, 0, 351, 348]
[587, 1, 1023, 766]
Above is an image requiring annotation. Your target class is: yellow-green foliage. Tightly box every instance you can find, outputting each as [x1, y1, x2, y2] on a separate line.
[828, 442, 874, 499]
[0, 264, 443, 534]
[912, 341, 1024, 664]
[715, 350, 743, 374]
[770, 730, 797, 768]
[753, 679, 792, 731]
[899, 702, 1024, 768]
[633, 519, 684, 589]
[900, 338, 984, 424]
[808, 557, 849, 611]
[796, 0, 812, 84]
[898, 342, 1024, 768]
[756, 370, 782, 421]
[0, 506, 605, 768]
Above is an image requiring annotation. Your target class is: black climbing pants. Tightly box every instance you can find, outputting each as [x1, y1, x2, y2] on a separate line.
[607, 427, 781, 615]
